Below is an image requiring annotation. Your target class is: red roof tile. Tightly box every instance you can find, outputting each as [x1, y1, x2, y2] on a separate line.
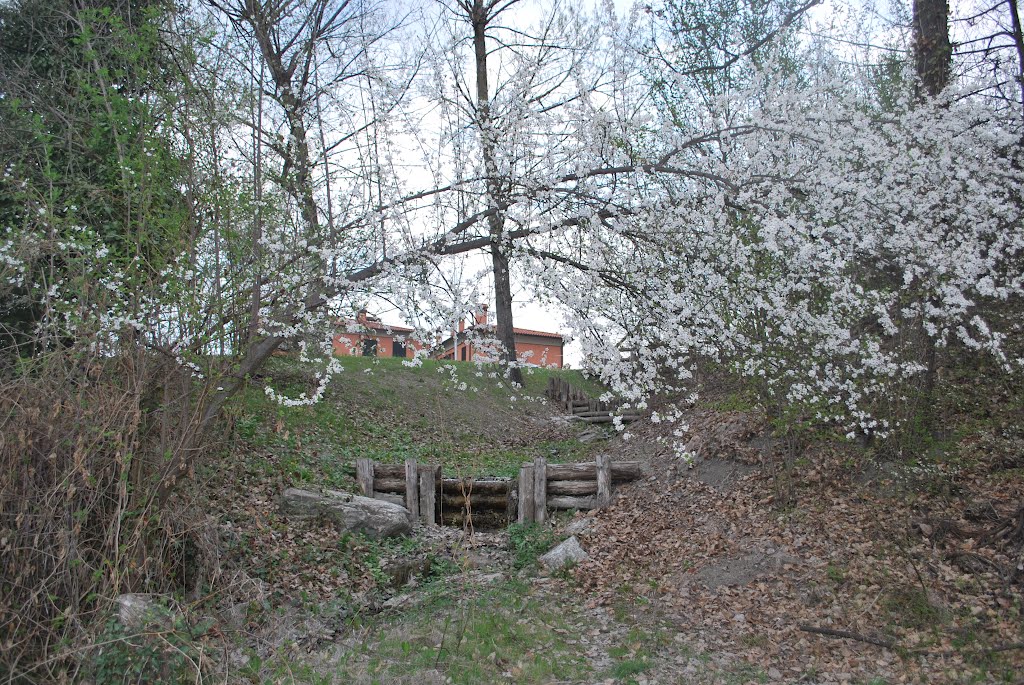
[512, 327, 564, 340]
[337, 318, 415, 334]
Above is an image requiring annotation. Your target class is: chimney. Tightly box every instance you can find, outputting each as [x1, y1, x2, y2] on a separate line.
[459, 320, 465, 333]
[475, 304, 489, 326]
[356, 308, 368, 324]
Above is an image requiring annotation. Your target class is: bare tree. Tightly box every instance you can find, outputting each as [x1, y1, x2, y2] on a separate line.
[428, 0, 601, 382]
[151, 0, 416, 501]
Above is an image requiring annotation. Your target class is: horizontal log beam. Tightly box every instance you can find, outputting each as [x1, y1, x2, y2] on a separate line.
[374, 463, 441, 479]
[578, 415, 638, 424]
[440, 493, 509, 509]
[547, 479, 597, 496]
[545, 461, 641, 482]
[440, 478, 512, 495]
[548, 495, 597, 510]
[572, 411, 641, 419]
[373, 477, 407, 493]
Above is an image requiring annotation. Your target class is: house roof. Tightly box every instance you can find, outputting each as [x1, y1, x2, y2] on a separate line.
[437, 324, 564, 348]
[337, 318, 415, 334]
[511, 327, 564, 340]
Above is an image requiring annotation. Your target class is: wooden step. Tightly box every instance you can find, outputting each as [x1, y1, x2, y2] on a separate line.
[572, 410, 640, 418]
[578, 415, 639, 424]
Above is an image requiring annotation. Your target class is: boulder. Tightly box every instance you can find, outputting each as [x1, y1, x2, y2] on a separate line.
[539, 535, 589, 571]
[281, 488, 411, 538]
[564, 516, 596, 537]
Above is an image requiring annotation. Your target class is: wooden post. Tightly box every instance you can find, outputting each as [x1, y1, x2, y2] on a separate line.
[404, 458, 419, 521]
[518, 463, 535, 524]
[356, 458, 374, 496]
[596, 453, 612, 509]
[533, 456, 547, 524]
[418, 465, 436, 526]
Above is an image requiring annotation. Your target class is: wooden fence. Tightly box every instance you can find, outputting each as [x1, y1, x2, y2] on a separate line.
[516, 455, 641, 524]
[545, 377, 641, 424]
[355, 457, 640, 526]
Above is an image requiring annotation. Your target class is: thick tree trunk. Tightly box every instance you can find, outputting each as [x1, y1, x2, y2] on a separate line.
[491, 246, 522, 383]
[1008, 0, 1024, 117]
[911, 0, 950, 437]
[913, 0, 951, 96]
[471, 0, 523, 384]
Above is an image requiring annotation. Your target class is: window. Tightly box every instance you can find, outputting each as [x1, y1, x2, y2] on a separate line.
[392, 340, 407, 358]
[460, 346, 467, 361]
[361, 339, 377, 356]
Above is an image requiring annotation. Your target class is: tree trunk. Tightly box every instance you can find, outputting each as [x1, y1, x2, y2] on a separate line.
[491, 246, 522, 383]
[1008, 0, 1024, 117]
[913, 0, 951, 96]
[911, 0, 951, 437]
[471, 0, 523, 384]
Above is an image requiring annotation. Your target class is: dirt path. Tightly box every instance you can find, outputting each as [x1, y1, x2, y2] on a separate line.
[269, 525, 789, 685]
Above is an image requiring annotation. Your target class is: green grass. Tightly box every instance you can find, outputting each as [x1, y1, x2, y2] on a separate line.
[221, 354, 606, 488]
[882, 586, 945, 631]
[507, 523, 563, 570]
[604, 626, 664, 684]
[329, 578, 590, 685]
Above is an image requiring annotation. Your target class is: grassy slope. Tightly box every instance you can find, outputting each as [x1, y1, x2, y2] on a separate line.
[184, 356, 669, 685]
[221, 355, 605, 484]
[191, 354, 609, 598]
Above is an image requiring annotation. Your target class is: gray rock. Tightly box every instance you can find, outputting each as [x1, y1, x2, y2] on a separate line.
[578, 428, 608, 444]
[281, 488, 411, 538]
[539, 535, 589, 571]
[564, 516, 596, 536]
[373, 491, 405, 507]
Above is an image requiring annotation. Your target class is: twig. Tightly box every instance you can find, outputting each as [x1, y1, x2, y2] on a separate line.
[947, 550, 1008, 577]
[801, 625, 1024, 657]
[798, 625, 896, 650]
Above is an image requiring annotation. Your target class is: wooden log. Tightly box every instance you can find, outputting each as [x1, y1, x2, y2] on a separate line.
[572, 411, 641, 419]
[534, 456, 547, 524]
[374, 463, 441, 479]
[441, 507, 512, 528]
[373, 477, 407, 493]
[596, 453, 612, 509]
[405, 459, 419, 521]
[548, 495, 597, 510]
[578, 415, 638, 424]
[373, 463, 407, 478]
[440, 493, 509, 509]
[419, 466, 436, 526]
[356, 458, 374, 496]
[507, 484, 518, 520]
[440, 478, 512, 495]
[547, 480, 597, 496]
[545, 461, 641, 482]
[518, 463, 535, 524]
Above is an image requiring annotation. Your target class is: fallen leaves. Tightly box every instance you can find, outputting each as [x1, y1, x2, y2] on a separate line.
[570, 409, 1024, 683]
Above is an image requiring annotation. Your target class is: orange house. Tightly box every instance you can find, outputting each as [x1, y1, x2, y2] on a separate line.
[333, 310, 424, 359]
[434, 306, 565, 368]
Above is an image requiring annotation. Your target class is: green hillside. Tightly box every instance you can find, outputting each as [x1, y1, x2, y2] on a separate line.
[217, 355, 605, 485]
